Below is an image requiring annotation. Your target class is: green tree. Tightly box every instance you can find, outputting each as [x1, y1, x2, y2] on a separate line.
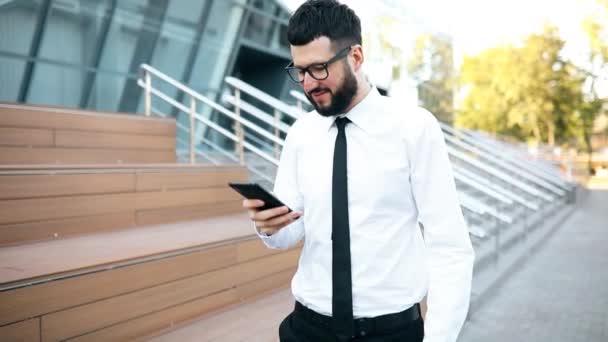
[408, 33, 455, 124]
[456, 26, 585, 146]
[456, 46, 517, 135]
[580, 0, 608, 174]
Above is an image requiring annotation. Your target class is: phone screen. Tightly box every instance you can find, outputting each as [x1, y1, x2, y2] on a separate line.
[228, 182, 292, 212]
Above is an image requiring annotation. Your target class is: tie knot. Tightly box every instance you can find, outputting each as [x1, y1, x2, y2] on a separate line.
[335, 117, 350, 131]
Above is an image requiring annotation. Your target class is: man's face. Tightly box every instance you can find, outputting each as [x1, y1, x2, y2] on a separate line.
[290, 37, 358, 117]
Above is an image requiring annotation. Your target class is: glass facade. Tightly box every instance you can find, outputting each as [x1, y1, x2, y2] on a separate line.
[0, 0, 295, 116]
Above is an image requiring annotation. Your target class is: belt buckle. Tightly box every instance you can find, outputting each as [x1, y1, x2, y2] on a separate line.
[354, 317, 375, 337]
[336, 334, 353, 342]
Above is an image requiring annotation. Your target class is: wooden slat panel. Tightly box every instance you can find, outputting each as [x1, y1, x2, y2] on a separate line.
[0, 244, 237, 326]
[236, 238, 284, 263]
[67, 289, 239, 342]
[146, 287, 293, 342]
[73, 270, 295, 342]
[0, 173, 135, 200]
[135, 201, 243, 226]
[55, 130, 175, 150]
[0, 164, 241, 172]
[0, 106, 176, 136]
[0, 212, 136, 247]
[136, 169, 248, 191]
[0, 127, 53, 147]
[41, 250, 300, 341]
[135, 188, 240, 210]
[236, 268, 295, 301]
[0, 147, 176, 164]
[0, 318, 40, 342]
[0, 213, 252, 285]
[0, 193, 136, 225]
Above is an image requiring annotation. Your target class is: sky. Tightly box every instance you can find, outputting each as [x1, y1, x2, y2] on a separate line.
[412, 0, 597, 66]
[282, 0, 600, 67]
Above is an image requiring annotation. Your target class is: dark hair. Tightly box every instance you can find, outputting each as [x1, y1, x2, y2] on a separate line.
[287, 0, 362, 51]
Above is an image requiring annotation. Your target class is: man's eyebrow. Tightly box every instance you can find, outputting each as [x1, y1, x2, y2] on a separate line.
[293, 60, 326, 69]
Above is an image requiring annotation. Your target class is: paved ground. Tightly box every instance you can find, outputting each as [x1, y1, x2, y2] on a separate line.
[458, 189, 608, 342]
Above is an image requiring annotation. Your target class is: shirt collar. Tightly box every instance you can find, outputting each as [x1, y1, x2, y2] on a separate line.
[321, 87, 382, 133]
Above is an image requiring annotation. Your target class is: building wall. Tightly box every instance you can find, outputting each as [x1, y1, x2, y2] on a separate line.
[0, 0, 292, 114]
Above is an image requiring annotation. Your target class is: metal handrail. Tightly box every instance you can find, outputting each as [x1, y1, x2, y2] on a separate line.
[465, 129, 568, 183]
[139, 73, 284, 148]
[442, 123, 570, 190]
[290, 90, 310, 110]
[138, 64, 280, 168]
[222, 93, 292, 135]
[454, 167, 539, 210]
[225, 76, 302, 120]
[458, 191, 513, 224]
[444, 134, 565, 197]
[447, 145, 553, 202]
[454, 171, 513, 205]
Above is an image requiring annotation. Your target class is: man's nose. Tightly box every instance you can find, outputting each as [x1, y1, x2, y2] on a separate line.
[302, 72, 319, 93]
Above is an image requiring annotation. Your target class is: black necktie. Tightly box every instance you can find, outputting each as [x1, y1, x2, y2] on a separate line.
[332, 117, 354, 338]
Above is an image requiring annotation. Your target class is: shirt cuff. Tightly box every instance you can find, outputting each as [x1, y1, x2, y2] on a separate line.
[252, 222, 273, 239]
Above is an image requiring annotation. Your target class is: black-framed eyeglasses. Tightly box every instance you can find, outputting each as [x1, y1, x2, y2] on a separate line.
[285, 46, 352, 83]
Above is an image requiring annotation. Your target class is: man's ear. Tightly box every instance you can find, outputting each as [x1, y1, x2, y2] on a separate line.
[350, 45, 364, 72]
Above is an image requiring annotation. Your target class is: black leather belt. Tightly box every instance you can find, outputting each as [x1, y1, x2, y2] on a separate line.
[294, 301, 421, 338]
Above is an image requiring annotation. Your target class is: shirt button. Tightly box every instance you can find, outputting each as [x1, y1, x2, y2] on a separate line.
[360, 330, 367, 337]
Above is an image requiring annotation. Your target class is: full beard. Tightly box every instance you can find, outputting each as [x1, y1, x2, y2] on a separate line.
[305, 67, 358, 117]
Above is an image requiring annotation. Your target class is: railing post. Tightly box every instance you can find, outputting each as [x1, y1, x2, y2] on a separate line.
[273, 108, 280, 158]
[234, 88, 245, 165]
[144, 69, 151, 117]
[189, 96, 196, 164]
[494, 214, 500, 267]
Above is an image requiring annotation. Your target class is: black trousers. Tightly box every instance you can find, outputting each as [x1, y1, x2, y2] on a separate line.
[279, 303, 424, 342]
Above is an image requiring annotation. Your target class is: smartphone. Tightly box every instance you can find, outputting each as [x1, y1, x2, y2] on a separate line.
[228, 182, 292, 212]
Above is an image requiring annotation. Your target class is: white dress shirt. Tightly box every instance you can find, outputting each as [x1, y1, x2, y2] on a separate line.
[256, 88, 475, 342]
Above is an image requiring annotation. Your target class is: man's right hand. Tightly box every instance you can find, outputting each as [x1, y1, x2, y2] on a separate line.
[243, 199, 302, 236]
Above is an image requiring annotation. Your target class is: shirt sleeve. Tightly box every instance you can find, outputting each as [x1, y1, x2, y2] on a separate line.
[253, 123, 305, 249]
[409, 109, 475, 342]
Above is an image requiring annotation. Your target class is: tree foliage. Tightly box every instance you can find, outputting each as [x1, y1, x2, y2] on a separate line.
[579, 0, 608, 172]
[411, 2, 608, 164]
[408, 33, 455, 124]
[456, 26, 585, 146]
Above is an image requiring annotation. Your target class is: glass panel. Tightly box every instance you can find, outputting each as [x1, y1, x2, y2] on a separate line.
[28, 0, 111, 107]
[188, 0, 246, 143]
[0, 55, 25, 102]
[36, 0, 110, 64]
[0, 0, 43, 55]
[94, 0, 148, 112]
[165, 0, 204, 24]
[145, 1, 206, 115]
[87, 71, 130, 112]
[190, 0, 245, 97]
[97, 0, 147, 74]
[0, 0, 44, 102]
[242, 0, 277, 45]
[27, 61, 83, 107]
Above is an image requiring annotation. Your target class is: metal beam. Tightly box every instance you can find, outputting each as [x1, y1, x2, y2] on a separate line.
[17, 0, 51, 102]
[79, 0, 117, 109]
[203, 0, 253, 149]
[0, 50, 136, 79]
[170, 0, 214, 117]
[117, 0, 169, 113]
